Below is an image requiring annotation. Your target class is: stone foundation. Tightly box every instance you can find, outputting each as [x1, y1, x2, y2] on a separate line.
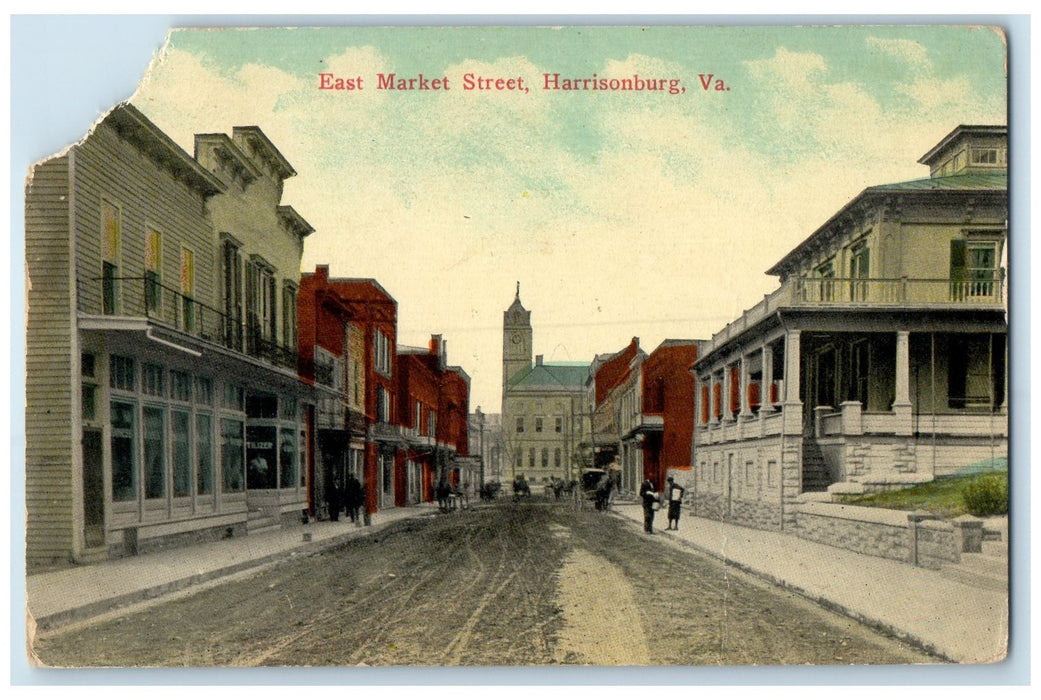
[793, 501, 964, 569]
[108, 521, 247, 559]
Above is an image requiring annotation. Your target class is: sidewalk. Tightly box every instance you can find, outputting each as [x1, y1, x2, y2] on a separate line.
[27, 505, 436, 633]
[610, 504, 1008, 664]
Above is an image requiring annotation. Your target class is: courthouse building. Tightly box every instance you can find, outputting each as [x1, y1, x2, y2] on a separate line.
[25, 104, 314, 569]
[501, 286, 589, 486]
[690, 125, 1008, 531]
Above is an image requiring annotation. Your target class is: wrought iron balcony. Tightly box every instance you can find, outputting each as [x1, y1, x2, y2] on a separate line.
[87, 276, 298, 370]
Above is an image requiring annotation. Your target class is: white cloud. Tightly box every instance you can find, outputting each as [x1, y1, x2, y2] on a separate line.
[126, 35, 1006, 412]
[865, 36, 930, 69]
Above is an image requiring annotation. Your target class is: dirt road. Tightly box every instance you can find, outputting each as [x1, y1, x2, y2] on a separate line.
[32, 501, 938, 667]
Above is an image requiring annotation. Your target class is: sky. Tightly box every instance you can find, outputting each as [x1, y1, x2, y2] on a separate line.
[84, 25, 1010, 412]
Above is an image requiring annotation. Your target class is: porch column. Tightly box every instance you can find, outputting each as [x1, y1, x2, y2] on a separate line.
[893, 330, 912, 436]
[783, 330, 800, 404]
[739, 353, 753, 420]
[761, 343, 775, 412]
[782, 329, 802, 435]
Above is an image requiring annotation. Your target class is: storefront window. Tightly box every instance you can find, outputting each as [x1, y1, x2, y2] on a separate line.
[144, 406, 166, 499]
[246, 393, 278, 419]
[223, 383, 244, 411]
[171, 371, 192, 402]
[195, 377, 213, 405]
[110, 355, 135, 392]
[111, 401, 136, 501]
[280, 427, 297, 489]
[172, 410, 191, 497]
[281, 396, 297, 420]
[221, 418, 245, 492]
[197, 413, 214, 496]
[247, 425, 278, 489]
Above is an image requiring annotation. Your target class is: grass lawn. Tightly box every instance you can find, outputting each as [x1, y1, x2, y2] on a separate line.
[834, 471, 1008, 519]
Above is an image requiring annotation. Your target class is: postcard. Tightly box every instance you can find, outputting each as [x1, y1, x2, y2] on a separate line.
[20, 22, 1012, 674]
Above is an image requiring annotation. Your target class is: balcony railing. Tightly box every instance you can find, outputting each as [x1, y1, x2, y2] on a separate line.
[89, 276, 297, 370]
[793, 273, 1005, 306]
[704, 272, 1005, 357]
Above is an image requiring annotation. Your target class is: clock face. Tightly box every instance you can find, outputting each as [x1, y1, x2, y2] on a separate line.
[511, 333, 521, 345]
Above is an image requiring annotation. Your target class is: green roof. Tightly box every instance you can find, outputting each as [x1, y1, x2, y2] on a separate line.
[508, 362, 590, 388]
[865, 171, 1007, 193]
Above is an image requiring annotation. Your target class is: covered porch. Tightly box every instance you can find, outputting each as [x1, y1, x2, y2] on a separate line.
[695, 312, 1007, 492]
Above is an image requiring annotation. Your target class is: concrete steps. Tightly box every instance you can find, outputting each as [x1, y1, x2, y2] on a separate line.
[942, 524, 1007, 592]
[801, 438, 831, 492]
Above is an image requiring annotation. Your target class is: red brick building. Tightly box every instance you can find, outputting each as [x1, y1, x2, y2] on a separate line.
[629, 340, 702, 488]
[298, 265, 401, 516]
[440, 364, 473, 488]
[587, 338, 645, 474]
[301, 265, 474, 515]
[587, 338, 703, 492]
[398, 336, 472, 502]
[397, 340, 442, 504]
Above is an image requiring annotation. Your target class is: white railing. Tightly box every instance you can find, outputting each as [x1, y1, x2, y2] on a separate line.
[793, 274, 1005, 306]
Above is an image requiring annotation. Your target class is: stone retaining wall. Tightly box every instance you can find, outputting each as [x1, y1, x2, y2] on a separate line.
[793, 501, 967, 569]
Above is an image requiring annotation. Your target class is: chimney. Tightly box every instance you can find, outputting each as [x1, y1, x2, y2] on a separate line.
[535, 354, 544, 366]
[316, 264, 329, 281]
[429, 334, 442, 356]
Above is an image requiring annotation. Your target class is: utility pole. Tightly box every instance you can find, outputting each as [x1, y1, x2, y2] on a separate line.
[477, 406, 485, 488]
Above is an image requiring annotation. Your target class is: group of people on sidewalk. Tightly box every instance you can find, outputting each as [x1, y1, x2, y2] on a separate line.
[639, 476, 685, 534]
[326, 474, 365, 524]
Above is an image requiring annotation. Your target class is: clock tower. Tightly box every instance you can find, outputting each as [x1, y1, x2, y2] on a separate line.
[503, 281, 533, 390]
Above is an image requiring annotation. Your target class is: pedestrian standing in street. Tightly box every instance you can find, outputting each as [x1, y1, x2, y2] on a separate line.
[639, 478, 659, 534]
[665, 476, 686, 531]
[595, 472, 612, 511]
[344, 474, 363, 525]
[437, 480, 452, 512]
[327, 481, 342, 522]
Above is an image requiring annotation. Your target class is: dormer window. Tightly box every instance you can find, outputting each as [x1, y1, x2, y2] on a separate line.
[918, 125, 1007, 178]
[970, 147, 1006, 167]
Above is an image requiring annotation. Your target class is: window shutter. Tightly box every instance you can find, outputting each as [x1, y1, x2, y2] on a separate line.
[729, 366, 740, 414]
